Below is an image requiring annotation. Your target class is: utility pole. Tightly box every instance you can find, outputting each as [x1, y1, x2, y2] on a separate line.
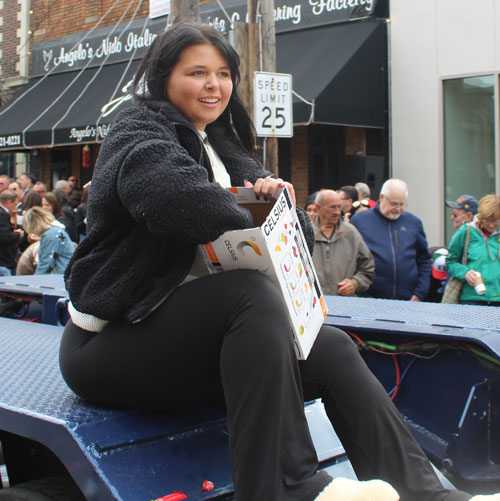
[235, 0, 278, 176]
[170, 0, 200, 24]
[258, 0, 278, 177]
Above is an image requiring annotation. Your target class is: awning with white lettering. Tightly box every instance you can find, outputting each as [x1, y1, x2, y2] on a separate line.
[277, 18, 386, 128]
[0, 17, 386, 151]
[0, 60, 139, 150]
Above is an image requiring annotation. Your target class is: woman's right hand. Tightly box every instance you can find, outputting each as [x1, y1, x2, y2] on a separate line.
[465, 269, 478, 286]
[244, 178, 296, 206]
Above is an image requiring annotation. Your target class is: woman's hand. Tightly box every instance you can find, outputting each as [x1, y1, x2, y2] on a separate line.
[28, 233, 40, 243]
[244, 178, 296, 206]
[465, 269, 478, 286]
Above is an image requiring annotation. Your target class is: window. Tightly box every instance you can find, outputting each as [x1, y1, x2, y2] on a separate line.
[0, 151, 15, 177]
[443, 75, 495, 243]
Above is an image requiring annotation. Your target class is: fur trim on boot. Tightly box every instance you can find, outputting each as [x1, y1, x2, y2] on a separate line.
[315, 477, 399, 501]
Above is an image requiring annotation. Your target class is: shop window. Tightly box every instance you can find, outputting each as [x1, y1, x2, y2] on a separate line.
[0, 152, 15, 177]
[50, 148, 72, 188]
[443, 75, 495, 244]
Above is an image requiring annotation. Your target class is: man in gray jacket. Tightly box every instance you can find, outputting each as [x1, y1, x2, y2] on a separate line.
[312, 189, 375, 296]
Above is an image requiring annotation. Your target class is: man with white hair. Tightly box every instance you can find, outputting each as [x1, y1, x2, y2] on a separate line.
[54, 179, 71, 194]
[350, 179, 431, 301]
[354, 181, 375, 208]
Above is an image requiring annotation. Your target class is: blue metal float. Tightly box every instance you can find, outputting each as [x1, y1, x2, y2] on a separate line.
[0, 276, 496, 499]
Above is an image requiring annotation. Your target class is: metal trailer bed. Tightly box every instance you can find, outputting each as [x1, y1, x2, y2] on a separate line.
[0, 276, 498, 499]
[323, 296, 500, 494]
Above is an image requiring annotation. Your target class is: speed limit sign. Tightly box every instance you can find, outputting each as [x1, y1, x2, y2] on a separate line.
[254, 72, 293, 138]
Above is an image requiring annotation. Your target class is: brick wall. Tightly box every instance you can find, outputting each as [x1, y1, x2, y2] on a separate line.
[32, 0, 214, 42]
[31, 0, 149, 42]
[291, 126, 309, 206]
[1, 1, 20, 80]
[345, 126, 366, 156]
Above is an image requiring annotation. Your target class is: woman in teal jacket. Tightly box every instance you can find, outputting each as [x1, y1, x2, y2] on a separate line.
[447, 194, 500, 305]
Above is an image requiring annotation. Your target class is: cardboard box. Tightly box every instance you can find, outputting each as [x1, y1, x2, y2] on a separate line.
[202, 186, 327, 359]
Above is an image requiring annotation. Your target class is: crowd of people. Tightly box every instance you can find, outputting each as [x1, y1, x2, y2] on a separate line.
[306, 182, 500, 306]
[0, 172, 89, 276]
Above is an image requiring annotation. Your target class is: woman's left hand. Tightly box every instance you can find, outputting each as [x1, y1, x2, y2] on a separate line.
[244, 177, 296, 206]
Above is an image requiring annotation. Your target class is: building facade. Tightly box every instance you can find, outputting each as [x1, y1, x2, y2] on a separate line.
[0, 0, 31, 177]
[0, 0, 389, 208]
[391, 0, 500, 246]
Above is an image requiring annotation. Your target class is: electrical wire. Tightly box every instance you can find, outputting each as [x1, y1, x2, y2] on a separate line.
[0, 0, 127, 119]
[389, 355, 400, 401]
[345, 330, 500, 403]
[49, 0, 146, 146]
[26, 0, 142, 147]
[388, 357, 416, 398]
[215, 0, 234, 27]
[95, 7, 151, 129]
[0, 291, 36, 302]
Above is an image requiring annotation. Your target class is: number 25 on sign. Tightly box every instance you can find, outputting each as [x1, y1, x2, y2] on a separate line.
[254, 72, 293, 138]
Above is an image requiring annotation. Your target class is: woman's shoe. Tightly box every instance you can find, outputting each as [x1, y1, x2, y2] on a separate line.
[315, 477, 399, 501]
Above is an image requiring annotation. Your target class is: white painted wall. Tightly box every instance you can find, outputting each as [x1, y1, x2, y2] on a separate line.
[390, 0, 500, 246]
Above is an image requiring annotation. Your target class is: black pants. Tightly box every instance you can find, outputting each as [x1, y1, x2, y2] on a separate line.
[460, 299, 500, 306]
[60, 270, 471, 501]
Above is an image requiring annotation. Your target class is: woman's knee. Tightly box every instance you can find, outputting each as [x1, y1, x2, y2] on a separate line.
[307, 326, 360, 367]
[319, 325, 356, 350]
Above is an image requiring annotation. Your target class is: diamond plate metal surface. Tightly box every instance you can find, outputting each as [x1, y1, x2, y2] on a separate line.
[0, 316, 351, 500]
[0, 274, 67, 298]
[0, 318, 126, 425]
[325, 295, 500, 332]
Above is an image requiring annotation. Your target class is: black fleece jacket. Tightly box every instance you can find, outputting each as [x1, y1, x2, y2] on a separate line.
[65, 100, 314, 323]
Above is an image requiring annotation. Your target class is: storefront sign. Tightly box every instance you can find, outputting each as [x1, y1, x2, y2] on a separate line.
[68, 124, 111, 142]
[32, 19, 161, 76]
[150, 0, 170, 19]
[32, 0, 382, 76]
[203, 0, 380, 35]
[0, 134, 22, 148]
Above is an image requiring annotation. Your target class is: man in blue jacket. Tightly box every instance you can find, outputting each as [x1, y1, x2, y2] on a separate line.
[350, 179, 431, 301]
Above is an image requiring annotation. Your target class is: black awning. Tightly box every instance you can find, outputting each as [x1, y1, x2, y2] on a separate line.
[276, 19, 387, 128]
[0, 20, 386, 150]
[0, 60, 139, 150]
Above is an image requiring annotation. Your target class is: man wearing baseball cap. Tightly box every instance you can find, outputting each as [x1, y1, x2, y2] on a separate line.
[445, 194, 478, 230]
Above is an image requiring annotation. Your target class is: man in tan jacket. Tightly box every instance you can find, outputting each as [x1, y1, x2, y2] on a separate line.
[312, 189, 375, 296]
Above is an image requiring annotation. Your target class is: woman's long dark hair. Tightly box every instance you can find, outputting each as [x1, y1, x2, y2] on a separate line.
[43, 192, 63, 219]
[22, 190, 42, 211]
[133, 21, 257, 157]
